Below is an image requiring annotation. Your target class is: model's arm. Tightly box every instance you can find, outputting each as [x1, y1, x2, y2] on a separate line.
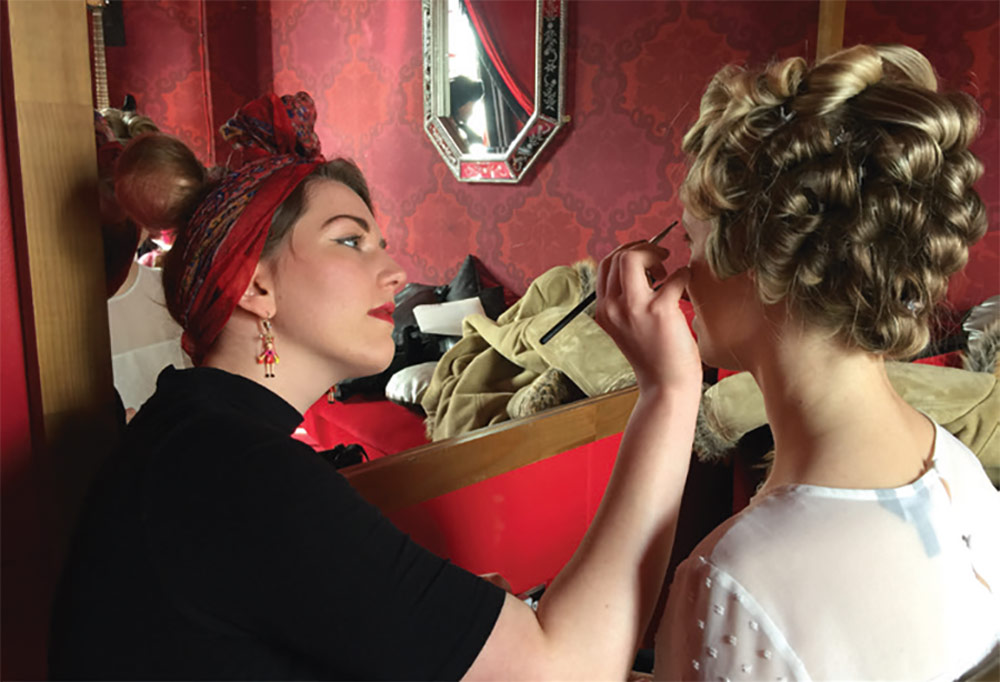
[464, 244, 701, 681]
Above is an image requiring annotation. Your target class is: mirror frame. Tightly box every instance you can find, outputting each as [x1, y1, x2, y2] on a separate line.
[422, 0, 568, 183]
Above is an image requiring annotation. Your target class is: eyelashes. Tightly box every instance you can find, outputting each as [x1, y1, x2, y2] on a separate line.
[335, 235, 364, 249]
[334, 235, 390, 250]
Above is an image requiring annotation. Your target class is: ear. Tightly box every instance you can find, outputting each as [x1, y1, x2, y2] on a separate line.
[236, 261, 277, 319]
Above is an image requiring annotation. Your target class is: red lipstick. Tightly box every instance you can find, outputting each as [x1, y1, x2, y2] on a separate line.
[368, 302, 395, 323]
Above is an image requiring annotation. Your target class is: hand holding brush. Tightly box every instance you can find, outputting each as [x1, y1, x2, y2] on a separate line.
[539, 220, 678, 345]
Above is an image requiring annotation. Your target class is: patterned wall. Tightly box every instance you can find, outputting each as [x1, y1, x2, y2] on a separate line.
[103, 0, 214, 163]
[267, 0, 820, 294]
[102, 0, 998, 311]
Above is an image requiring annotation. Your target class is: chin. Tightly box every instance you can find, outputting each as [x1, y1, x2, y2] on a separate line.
[696, 339, 742, 373]
[335, 345, 396, 383]
[366, 347, 398, 377]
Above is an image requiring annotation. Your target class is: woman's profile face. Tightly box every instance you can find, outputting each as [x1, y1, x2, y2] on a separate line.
[267, 180, 406, 382]
[682, 208, 764, 371]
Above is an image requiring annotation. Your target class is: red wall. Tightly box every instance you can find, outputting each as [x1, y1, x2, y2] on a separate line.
[103, 0, 215, 162]
[267, 0, 820, 292]
[104, 0, 998, 311]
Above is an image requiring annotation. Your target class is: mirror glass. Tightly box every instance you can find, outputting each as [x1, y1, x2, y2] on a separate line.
[424, 0, 568, 183]
[90, 0, 571, 461]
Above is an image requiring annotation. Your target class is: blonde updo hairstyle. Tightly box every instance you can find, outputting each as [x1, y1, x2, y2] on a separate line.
[682, 44, 987, 359]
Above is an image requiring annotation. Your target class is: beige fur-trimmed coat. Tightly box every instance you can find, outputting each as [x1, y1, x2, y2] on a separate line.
[421, 262, 635, 441]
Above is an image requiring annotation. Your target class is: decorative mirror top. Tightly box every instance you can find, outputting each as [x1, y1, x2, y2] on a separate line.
[423, 0, 568, 183]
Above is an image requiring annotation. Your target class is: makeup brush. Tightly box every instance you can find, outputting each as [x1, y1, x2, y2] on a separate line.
[539, 220, 678, 345]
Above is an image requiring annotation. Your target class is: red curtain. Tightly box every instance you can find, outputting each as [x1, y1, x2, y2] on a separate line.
[462, 0, 535, 114]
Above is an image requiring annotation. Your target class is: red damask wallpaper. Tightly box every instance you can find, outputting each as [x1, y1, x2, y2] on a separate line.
[267, 0, 820, 293]
[102, 0, 214, 162]
[101, 0, 998, 311]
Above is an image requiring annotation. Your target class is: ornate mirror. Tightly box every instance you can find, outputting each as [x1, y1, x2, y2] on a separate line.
[423, 0, 567, 183]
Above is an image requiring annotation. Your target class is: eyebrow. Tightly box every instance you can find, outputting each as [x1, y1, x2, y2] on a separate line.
[322, 214, 370, 232]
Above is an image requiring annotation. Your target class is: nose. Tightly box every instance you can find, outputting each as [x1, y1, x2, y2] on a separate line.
[380, 252, 408, 294]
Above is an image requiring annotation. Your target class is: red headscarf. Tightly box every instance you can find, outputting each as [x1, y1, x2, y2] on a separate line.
[169, 92, 325, 363]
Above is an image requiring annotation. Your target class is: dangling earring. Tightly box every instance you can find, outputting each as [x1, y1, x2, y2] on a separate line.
[257, 317, 279, 378]
[327, 386, 336, 404]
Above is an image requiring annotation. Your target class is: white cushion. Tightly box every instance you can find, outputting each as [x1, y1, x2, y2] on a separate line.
[385, 361, 439, 405]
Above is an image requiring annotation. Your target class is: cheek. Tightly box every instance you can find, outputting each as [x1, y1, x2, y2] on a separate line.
[686, 261, 713, 306]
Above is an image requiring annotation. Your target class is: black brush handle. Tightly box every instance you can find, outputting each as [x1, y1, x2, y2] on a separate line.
[539, 220, 677, 346]
[539, 292, 596, 345]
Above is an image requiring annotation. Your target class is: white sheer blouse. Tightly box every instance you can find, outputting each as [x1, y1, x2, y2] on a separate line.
[108, 264, 192, 412]
[656, 423, 1000, 681]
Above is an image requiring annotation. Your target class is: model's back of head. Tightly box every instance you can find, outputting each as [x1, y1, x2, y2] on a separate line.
[682, 44, 987, 359]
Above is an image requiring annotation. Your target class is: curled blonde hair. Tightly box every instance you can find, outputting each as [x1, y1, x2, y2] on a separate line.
[682, 44, 987, 359]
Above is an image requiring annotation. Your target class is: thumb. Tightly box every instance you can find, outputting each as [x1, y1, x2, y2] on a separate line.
[655, 266, 691, 304]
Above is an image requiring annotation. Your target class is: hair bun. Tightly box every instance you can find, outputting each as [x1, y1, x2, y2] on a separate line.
[114, 133, 207, 234]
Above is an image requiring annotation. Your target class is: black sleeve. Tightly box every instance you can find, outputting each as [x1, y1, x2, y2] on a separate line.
[144, 421, 505, 680]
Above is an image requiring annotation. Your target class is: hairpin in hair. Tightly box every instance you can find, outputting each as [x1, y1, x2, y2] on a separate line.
[779, 104, 796, 124]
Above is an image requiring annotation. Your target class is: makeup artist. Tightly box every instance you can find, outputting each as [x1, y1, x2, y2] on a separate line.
[48, 91, 701, 680]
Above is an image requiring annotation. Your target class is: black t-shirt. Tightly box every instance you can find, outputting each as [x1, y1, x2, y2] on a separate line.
[49, 367, 504, 680]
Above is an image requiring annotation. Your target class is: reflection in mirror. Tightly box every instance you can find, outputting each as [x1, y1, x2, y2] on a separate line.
[424, 0, 567, 183]
[446, 0, 534, 154]
[90, 1, 568, 463]
[88, 1, 197, 424]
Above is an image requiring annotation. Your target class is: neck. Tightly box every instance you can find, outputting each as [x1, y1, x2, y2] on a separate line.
[201, 315, 336, 414]
[746, 325, 934, 495]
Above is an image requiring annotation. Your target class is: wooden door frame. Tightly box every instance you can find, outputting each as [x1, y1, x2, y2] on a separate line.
[817, 0, 846, 60]
[5, 0, 119, 539]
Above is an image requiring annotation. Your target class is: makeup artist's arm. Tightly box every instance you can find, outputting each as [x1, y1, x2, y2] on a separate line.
[464, 244, 701, 681]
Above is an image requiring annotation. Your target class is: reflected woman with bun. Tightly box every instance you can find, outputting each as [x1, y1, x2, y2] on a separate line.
[596, 44, 998, 680]
[49, 92, 703, 680]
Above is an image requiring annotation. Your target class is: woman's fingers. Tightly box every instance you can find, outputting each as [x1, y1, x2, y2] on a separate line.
[596, 240, 630, 301]
[597, 242, 674, 339]
[651, 266, 690, 306]
[614, 244, 671, 305]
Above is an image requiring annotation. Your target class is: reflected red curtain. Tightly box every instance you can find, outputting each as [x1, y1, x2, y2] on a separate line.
[462, 0, 534, 114]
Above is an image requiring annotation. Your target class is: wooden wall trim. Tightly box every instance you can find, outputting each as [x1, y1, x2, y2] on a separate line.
[816, 0, 846, 61]
[343, 386, 638, 513]
[6, 0, 119, 530]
